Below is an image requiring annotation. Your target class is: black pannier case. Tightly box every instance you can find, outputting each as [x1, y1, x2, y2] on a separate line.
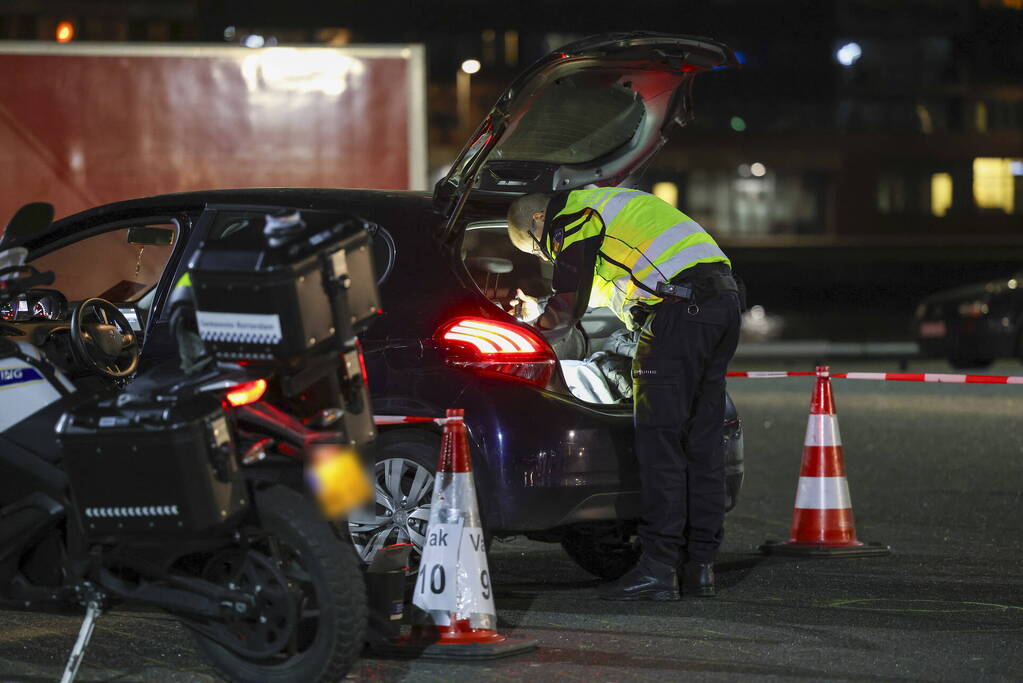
[188, 207, 379, 365]
[58, 396, 249, 536]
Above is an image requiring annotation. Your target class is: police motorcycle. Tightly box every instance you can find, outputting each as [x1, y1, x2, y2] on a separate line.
[0, 206, 381, 682]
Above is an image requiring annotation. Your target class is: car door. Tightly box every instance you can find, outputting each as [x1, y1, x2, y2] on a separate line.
[24, 209, 199, 370]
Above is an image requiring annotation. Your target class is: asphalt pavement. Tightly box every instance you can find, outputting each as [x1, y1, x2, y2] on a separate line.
[1, 359, 1021, 682]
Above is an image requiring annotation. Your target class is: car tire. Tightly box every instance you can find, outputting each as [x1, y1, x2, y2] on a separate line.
[349, 429, 439, 569]
[560, 522, 640, 581]
[349, 429, 495, 573]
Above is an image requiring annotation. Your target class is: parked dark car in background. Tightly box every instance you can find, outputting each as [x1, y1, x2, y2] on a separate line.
[915, 271, 1023, 369]
[0, 33, 747, 580]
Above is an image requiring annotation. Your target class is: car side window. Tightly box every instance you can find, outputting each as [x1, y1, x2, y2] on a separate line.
[29, 221, 179, 308]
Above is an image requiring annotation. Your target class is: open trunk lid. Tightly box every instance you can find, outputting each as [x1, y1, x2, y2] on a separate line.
[434, 32, 738, 239]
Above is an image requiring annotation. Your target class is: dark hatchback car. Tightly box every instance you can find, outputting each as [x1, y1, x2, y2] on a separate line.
[915, 272, 1023, 369]
[0, 33, 745, 579]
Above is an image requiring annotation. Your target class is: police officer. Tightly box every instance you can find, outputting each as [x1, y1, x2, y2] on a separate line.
[506, 188, 740, 601]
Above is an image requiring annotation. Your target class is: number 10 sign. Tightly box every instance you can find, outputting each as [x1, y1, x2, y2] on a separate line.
[414, 519, 495, 620]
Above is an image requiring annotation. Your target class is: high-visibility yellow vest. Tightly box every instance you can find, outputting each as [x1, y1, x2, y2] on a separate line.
[547, 188, 729, 322]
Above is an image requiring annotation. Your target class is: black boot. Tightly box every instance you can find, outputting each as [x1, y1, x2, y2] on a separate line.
[695, 563, 716, 597]
[598, 554, 680, 601]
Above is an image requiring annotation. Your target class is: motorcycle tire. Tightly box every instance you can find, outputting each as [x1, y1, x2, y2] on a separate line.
[193, 485, 367, 683]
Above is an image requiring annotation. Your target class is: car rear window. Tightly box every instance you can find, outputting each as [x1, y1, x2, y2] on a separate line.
[492, 77, 645, 165]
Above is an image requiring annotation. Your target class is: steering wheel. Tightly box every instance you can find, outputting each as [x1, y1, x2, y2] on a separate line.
[70, 298, 139, 378]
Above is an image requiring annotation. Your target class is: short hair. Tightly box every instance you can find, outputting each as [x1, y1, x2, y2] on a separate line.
[507, 193, 551, 253]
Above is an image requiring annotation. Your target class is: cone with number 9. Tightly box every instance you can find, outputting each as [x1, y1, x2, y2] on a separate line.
[376, 409, 536, 659]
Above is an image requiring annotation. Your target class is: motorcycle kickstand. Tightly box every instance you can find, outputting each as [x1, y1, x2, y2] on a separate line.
[60, 600, 101, 683]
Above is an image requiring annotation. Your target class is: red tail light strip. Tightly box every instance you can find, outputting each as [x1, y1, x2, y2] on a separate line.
[435, 316, 557, 388]
[443, 330, 501, 354]
[454, 319, 539, 352]
[438, 317, 547, 356]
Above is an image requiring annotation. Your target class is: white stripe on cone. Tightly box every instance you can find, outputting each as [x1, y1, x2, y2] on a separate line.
[804, 414, 842, 447]
[794, 476, 853, 510]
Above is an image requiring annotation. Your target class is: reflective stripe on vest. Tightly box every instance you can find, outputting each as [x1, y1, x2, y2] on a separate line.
[550, 188, 729, 322]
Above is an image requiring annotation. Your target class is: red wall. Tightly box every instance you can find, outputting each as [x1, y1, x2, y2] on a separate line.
[0, 48, 414, 224]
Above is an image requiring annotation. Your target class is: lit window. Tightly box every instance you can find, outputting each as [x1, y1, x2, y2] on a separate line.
[931, 173, 952, 217]
[316, 28, 352, 46]
[482, 29, 497, 65]
[504, 31, 519, 66]
[915, 105, 934, 134]
[973, 158, 1016, 214]
[652, 182, 678, 207]
[975, 102, 988, 133]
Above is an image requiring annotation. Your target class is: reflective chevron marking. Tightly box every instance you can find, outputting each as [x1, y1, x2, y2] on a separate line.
[85, 505, 181, 518]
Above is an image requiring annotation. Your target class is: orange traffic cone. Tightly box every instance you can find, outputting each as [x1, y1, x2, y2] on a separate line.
[373, 409, 537, 659]
[761, 367, 890, 557]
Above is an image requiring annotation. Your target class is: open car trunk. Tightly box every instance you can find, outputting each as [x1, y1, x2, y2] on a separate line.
[461, 220, 635, 406]
[444, 33, 738, 404]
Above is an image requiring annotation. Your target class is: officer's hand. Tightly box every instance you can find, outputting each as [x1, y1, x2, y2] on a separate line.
[508, 288, 542, 322]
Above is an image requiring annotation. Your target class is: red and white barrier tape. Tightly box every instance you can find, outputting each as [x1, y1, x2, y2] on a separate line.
[834, 371, 1023, 384]
[374, 415, 462, 426]
[727, 370, 1023, 384]
[727, 371, 817, 379]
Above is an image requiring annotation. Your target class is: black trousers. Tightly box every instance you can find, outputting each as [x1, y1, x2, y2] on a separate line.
[632, 291, 741, 566]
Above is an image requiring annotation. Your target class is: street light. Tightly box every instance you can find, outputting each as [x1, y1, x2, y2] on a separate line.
[836, 42, 862, 67]
[457, 59, 481, 133]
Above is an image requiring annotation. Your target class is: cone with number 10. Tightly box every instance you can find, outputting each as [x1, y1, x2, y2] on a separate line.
[761, 367, 890, 557]
[377, 409, 536, 659]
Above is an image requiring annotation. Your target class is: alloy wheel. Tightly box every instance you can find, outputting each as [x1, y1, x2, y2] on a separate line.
[348, 457, 434, 565]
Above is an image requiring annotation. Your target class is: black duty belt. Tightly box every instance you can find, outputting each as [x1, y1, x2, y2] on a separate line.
[629, 264, 739, 330]
[667, 264, 738, 302]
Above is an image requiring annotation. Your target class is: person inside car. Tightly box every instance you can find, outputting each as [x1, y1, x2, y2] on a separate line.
[507, 188, 741, 601]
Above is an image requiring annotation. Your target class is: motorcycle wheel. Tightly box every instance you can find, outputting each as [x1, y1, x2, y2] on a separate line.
[193, 485, 367, 683]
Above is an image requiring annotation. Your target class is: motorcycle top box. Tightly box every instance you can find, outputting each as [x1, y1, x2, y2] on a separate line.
[188, 206, 379, 365]
[57, 393, 249, 536]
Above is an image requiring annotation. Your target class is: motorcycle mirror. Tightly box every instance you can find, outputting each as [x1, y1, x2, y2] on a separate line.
[0, 202, 54, 249]
[127, 227, 175, 246]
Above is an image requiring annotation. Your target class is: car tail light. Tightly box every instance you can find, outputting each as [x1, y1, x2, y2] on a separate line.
[435, 317, 556, 387]
[226, 379, 268, 407]
[957, 300, 989, 317]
